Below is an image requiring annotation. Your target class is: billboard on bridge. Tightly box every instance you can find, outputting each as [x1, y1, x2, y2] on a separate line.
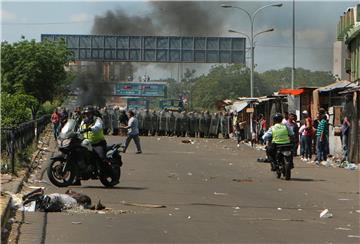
[115, 82, 167, 97]
[41, 34, 246, 64]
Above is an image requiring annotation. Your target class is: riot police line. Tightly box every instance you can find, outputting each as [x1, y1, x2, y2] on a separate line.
[99, 108, 233, 139]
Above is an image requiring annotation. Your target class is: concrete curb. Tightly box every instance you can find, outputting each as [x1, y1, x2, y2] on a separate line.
[1, 128, 51, 233]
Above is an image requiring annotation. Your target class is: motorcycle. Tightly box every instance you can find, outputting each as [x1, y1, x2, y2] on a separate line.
[47, 119, 122, 188]
[274, 143, 293, 180]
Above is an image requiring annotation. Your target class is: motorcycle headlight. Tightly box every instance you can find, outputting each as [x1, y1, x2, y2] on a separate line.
[61, 138, 71, 147]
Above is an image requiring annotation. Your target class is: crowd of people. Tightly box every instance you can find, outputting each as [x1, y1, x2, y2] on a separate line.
[51, 105, 350, 164]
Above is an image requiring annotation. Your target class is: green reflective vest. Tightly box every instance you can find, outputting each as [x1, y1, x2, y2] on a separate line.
[81, 122, 105, 144]
[272, 123, 290, 144]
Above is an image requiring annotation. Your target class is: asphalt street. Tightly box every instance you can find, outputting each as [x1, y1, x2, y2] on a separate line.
[7, 135, 360, 244]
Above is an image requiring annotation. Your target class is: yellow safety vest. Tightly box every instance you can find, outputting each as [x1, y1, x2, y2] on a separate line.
[272, 123, 290, 144]
[80, 121, 105, 144]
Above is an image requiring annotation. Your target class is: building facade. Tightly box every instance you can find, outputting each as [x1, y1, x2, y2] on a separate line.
[335, 4, 360, 82]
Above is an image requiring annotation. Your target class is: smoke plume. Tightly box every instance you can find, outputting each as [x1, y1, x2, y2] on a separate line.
[74, 1, 226, 105]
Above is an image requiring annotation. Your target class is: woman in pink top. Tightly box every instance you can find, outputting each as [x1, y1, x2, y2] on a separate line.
[299, 110, 313, 161]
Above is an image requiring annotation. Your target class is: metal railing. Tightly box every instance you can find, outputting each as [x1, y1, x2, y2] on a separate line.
[1, 115, 50, 174]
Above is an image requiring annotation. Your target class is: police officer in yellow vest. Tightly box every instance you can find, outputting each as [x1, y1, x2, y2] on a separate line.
[79, 106, 107, 163]
[262, 113, 294, 171]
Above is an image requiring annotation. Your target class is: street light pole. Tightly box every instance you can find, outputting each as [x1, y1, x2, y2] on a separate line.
[222, 3, 282, 98]
[222, 3, 282, 138]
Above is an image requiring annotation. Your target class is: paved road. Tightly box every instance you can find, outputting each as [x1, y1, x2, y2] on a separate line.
[8, 136, 360, 243]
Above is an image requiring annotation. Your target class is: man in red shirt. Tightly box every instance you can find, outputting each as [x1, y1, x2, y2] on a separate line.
[51, 108, 60, 140]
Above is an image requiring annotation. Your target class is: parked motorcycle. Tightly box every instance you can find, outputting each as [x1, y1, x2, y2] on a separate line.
[274, 144, 293, 180]
[47, 119, 122, 188]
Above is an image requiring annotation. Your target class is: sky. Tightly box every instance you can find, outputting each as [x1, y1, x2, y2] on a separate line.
[1, 0, 358, 79]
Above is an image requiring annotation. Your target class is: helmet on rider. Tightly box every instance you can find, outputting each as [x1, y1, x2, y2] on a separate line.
[83, 105, 94, 124]
[272, 113, 283, 124]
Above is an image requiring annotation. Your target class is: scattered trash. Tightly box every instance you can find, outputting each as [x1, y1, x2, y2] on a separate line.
[97, 211, 106, 214]
[321, 161, 330, 167]
[157, 138, 161, 141]
[168, 173, 178, 178]
[228, 163, 233, 166]
[297, 209, 303, 211]
[232, 179, 253, 183]
[338, 198, 352, 201]
[187, 172, 193, 176]
[187, 216, 191, 219]
[278, 188, 283, 192]
[277, 208, 282, 211]
[163, 230, 168, 234]
[174, 208, 180, 211]
[344, 163, 358, 170]
[169, 213, 173, 216]
[182, 139, 194, 144]
[19, 201, 36, 212]
[356, 210, 360, 214]
[257, 157, 270, 163]
[335, 227, 351, 231]
[23, 183, 45, 190]
[71, 221, 82, 225]
[122, 201, 166, 208]
[214, 192, 228, 196]
[234, 207, 240, 210]
[8, 218, 15, 224]
[348, 235, 360, 238]
[320, 209, 333, 218]
[90, 200, 106, 211]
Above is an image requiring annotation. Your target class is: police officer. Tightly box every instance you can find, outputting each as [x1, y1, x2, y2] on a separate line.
[262, 113, 294, 171]
[79, 105, 107, 168]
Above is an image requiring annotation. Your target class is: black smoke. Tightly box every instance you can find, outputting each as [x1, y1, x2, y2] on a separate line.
[74, 2, 226, 105]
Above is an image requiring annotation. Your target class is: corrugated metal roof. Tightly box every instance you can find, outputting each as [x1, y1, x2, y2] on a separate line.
[231, 101, 249, 112]
[318, 80, 357, 92]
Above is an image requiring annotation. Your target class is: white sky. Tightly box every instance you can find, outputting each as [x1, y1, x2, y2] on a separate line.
[1, 0, 358, 79]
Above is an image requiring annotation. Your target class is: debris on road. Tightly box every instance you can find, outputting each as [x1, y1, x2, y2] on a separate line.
[232, 178, 253, 183]
[348, 235, 360, 238]
[320, 209, 333, 218]
[277, 208, 282, 211]
[71, 221, 82, 225]
[187, 216, 191, 219]
[182, 139, 195, 144]
[122, 201, 166, 208]
[257, 157, 270, 163]
[338, 198, 352, 201]
[213, 192, 228, 196]
[187, 172, 193, 176]
[335, 227, 351, 231]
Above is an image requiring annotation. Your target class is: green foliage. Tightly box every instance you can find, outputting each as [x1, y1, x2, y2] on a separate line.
[38, 100, 61, 116]
[1, 38, 73, 104]
[1, 38, 73, 124]
[1, 92, 32, 127]
[166, 64, 336, 111]
[259, 67, 335, 92]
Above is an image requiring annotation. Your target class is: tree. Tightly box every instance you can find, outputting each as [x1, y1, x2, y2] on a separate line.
[1, 93, 33, 127]
[1, 39, 73, 104]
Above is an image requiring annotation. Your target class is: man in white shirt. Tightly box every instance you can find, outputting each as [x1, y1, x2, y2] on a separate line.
[121, 110, 142, 154]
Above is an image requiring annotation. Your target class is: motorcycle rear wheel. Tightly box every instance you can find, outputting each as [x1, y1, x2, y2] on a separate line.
[284, 158, 292, 181]
[47, 159, 76, 187]
[99, 166, 121, 187]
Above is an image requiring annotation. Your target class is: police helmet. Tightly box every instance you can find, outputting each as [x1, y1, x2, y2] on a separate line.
[272, 113, 283, 123]
[83, 105, 94, 114]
